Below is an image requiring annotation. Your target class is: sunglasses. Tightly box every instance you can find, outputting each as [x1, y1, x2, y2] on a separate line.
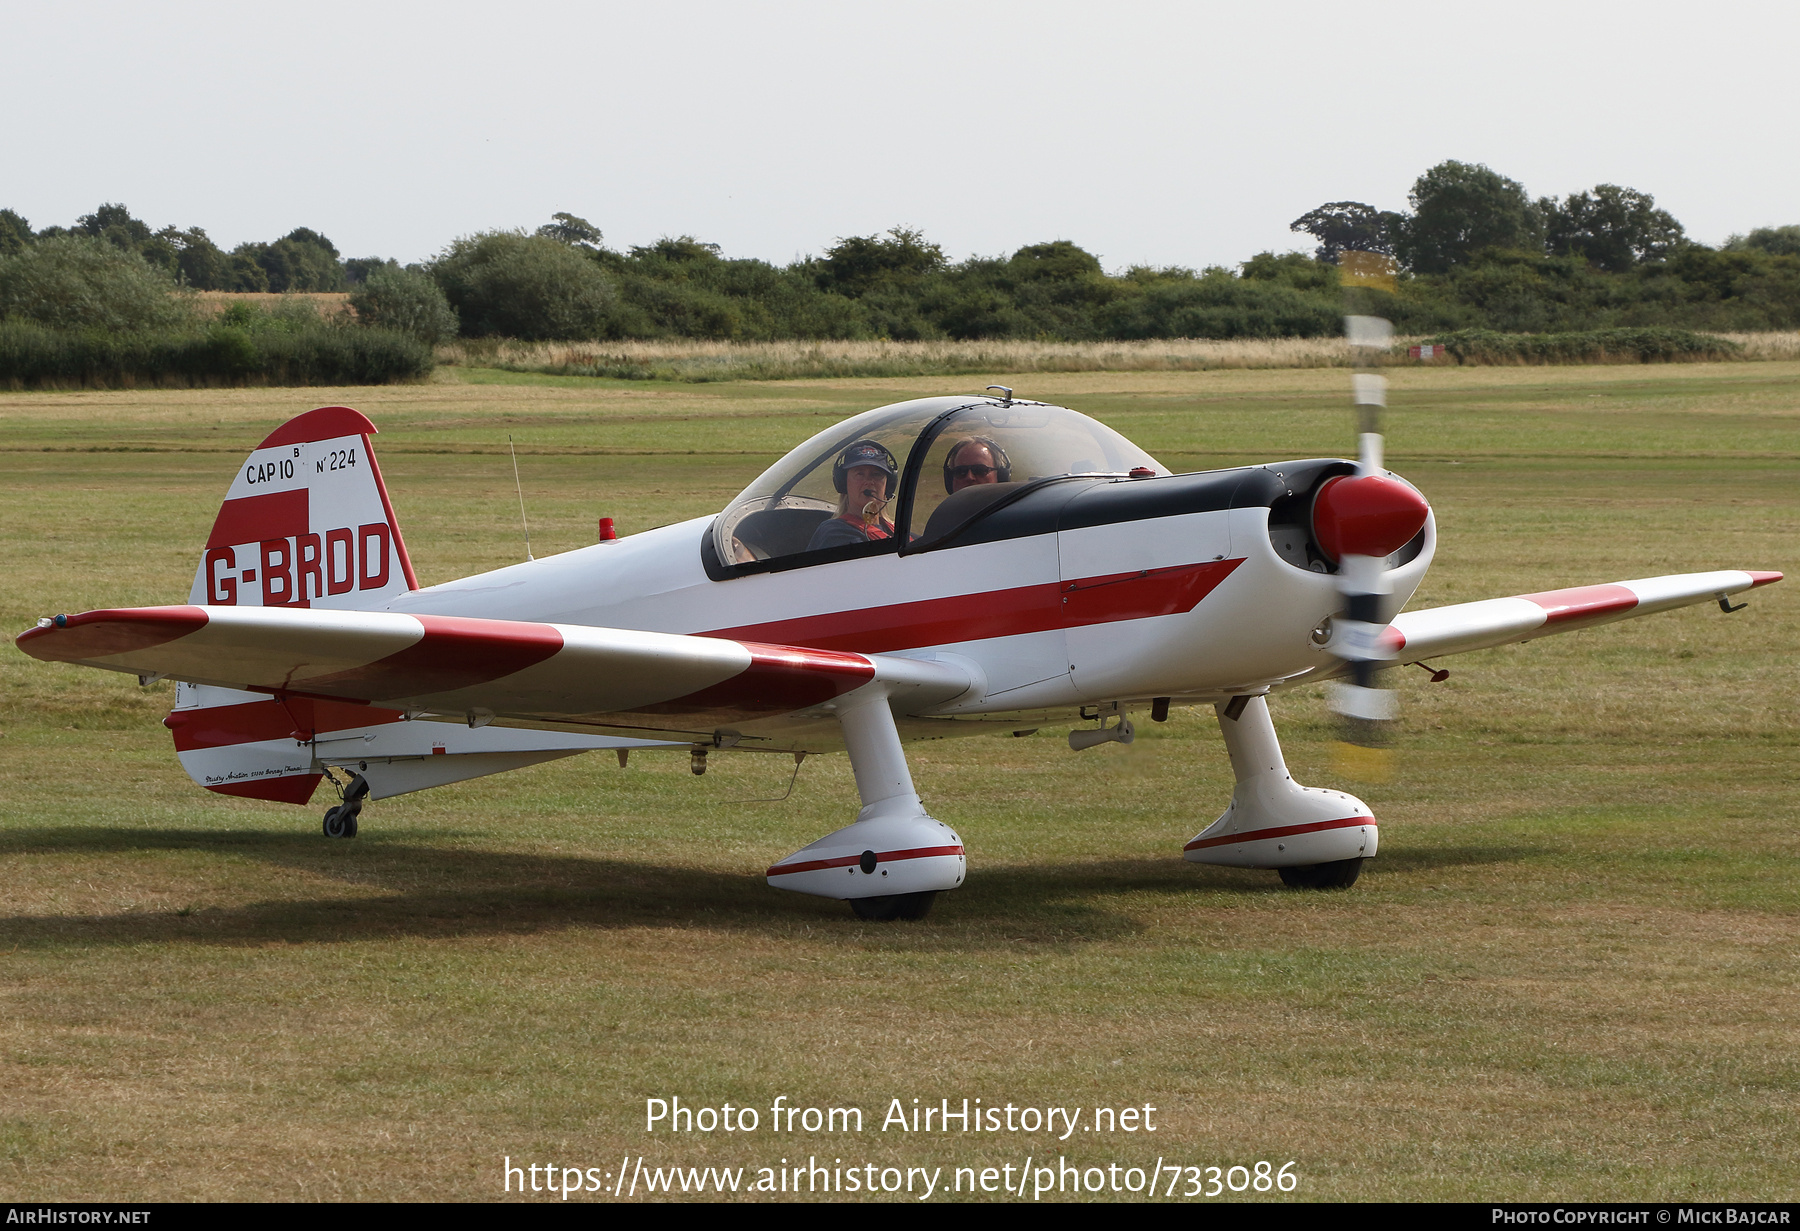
[949, 464, 999, 480]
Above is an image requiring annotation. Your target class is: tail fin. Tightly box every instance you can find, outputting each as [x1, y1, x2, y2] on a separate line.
[167, 407, 664, 809]
[174, 406, 416, 803]
[187, 406, 418, 610]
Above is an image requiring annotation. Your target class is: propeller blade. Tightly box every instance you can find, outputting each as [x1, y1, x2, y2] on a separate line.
[1329, 282, 1411, 778]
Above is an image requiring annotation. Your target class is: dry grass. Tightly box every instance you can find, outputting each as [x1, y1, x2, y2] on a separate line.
[192, 291, 354, 317]
[437, 332, 1800, 383]
[1710, 330, 1800, 360]
[439, 336, 1372, 381]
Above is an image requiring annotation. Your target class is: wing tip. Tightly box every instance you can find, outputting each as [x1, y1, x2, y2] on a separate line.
[1747, 571, 1784, 588]
[16, 605, 209, 661]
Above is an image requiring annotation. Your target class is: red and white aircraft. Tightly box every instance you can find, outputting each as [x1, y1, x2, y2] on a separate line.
[17, 394, 1780, 919]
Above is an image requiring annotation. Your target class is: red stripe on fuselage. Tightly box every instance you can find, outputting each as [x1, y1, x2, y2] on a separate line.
[297, 614, 565, 700]
[1519, 583, 1639, 624]
[707, 558, 1243, 653]
[15, 605, 209, 661]
[166, 696, 404, 751]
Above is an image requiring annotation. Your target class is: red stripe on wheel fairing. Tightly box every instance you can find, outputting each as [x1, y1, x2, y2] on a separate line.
[1518, 583, 1639, 624]
[15, 605, 210, 661]
[297, 615, 565, 700]
[1183, 817, 1372, 852]
[767, 844, 965, 878]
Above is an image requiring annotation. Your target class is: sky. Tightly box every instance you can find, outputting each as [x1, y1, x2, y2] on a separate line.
[3, 0, 1794, 272]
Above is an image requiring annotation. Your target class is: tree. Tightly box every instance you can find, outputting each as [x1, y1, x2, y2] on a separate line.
[351, 266, 459, 344]
[344, 256, 400, 286]
[1724, 225, 1800, 258]
[1240, 250, 1337, 293]
[536, 213, 604, 250]
[1009, 240, 1104, 281]
[1395, 161, 1542, 274]
[156, 226, 230, 289]
[0, 209, 30, 256]
[73, 202, 178, 273]
[629, 236, 722, 263]
[224, 247, 271, 292]
[1003, 240, 1114, 310]
[1288, 201, 1402, 262]
[0, 234, 192, 332]
[254, 228, 345, 292]
[1541, 184, 1684, 270]
[817, 227, 945, 296]
[431, 231, 620, 339]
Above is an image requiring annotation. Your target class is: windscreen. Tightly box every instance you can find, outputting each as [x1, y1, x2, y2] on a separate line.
[712, 397, 1166, 568]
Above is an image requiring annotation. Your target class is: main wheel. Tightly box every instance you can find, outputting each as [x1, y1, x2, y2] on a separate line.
[1278, 858, 1363, 889]
[849, 891, 937, 921]
[322, 805, 359, 839]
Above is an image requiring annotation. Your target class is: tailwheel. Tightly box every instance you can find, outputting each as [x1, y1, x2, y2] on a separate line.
[1278, 858, 1364, 890]
[849, 891, 937, 922]
[322, 773, 369, 839]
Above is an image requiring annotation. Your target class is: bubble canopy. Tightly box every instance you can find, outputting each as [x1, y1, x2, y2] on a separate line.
[712, 396, 1165, 571]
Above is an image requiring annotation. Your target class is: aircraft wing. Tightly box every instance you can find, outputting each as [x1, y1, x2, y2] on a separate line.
[15, 606, 978, 729]
[1389, 570, 1782, 661]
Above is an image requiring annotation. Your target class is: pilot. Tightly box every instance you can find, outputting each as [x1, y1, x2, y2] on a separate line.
[807, 440, 903, 550]
[943, 436, 1011, 494]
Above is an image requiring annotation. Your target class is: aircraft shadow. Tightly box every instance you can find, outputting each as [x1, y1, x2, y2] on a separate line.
[0, 827, 1534, 951]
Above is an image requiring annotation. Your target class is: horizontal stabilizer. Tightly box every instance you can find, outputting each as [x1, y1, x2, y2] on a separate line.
[18, 606, 978, 731]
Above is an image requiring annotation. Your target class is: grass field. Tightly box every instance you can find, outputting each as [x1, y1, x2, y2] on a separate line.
[1, 362, 1795, 1202]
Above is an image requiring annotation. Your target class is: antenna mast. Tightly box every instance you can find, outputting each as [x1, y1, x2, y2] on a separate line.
[509, 435, 534, 562]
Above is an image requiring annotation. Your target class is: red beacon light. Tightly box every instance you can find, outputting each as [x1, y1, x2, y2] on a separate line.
[597, 517, 618, 542]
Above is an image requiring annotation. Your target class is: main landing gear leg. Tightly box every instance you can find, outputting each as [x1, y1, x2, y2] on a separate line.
[1181, 695, 1376, 889]
[765, 689, 965, 921]
[322, 773, 369, 840]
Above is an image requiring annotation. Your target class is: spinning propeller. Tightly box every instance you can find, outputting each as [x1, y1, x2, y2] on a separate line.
[1322, 255, 1432, 778]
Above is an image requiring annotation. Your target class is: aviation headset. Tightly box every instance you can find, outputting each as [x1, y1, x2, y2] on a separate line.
[832, 439, 899, 498]
[942, 435, 1013, 493]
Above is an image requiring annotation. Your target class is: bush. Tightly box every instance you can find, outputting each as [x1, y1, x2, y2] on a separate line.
[1419, 327, 1742, 364]
[350, 267, 459, 344]
[0, 235, 194, 332]
[432, 232, 620, 340]
[0, 318, 433, 389]
[1099, 272, 1339, 339]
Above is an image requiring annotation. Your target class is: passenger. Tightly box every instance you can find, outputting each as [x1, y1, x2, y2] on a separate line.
[807, 440, 903, 550]
[942, 436, 1011, 493]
